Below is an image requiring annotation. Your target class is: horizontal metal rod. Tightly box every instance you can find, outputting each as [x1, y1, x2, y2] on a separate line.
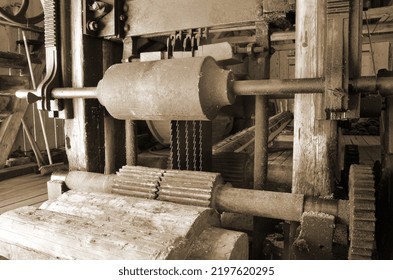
[52, 87, 97, 99]
[213, 186, 349, 224]
[233, 78, 325, 95]
[17, 76, 393, 102]
[57, 171, 350, 224]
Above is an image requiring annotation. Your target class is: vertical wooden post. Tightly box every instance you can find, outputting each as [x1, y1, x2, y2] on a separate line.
[64, 0, 107, 172]
[251, 21, 271, 259]
[290, 0, 337, 259]
[292, 0, 337, 197]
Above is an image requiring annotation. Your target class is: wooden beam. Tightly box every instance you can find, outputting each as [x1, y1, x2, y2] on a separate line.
[0, 76, 29, 93]
[64, 1, 108, 172]
[0, 191, 224, 259]
[0, 98, 29, 169]
[0, 51, 41, 69]
[292, 0, 337, 197]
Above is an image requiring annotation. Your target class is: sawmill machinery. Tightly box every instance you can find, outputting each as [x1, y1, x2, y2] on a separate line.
[1, 0, 393, 259]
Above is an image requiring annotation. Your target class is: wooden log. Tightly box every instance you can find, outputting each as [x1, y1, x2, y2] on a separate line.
[0, 191, 221, 259]
[292, 0, 337, 196]
[187, 227, 249, 260]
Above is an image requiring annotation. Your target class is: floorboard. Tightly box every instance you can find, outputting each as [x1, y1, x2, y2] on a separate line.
[0, 174, 49, 215]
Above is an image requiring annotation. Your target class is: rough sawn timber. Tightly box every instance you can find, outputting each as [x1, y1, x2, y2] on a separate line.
[0, 191, 221, 259]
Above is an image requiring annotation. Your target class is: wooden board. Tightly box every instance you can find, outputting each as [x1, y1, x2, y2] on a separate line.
[0, 174, 48, 214]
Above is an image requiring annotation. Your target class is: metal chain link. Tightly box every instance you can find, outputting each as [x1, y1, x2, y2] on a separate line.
[185, 121, 190, 170]
[192, 120, 197, 171]
[176, 120, 181, 170]
[198, 121, 203, 171]
[169, 121, 174, 169]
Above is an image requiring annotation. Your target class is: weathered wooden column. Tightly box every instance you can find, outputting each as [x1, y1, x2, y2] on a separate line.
[292, 0, 337, 196]
[63, 0, 107, 172]
[290, 0, 338, 258]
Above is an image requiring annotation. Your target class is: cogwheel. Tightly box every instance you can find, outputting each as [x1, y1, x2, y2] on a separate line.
[348, 164, 376, 260]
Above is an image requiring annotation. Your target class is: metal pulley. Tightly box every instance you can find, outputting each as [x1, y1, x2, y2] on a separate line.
[96, 56, 235, 120]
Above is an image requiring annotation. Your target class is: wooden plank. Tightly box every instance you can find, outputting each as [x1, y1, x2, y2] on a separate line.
[0, 163, 38, 181]
[268, 150, 284, 163]
[292, 0, 338, 196]
[0, 194, 47, 214]
[354, 135, 368, 146]
[0, 51, 41, 69]
[0, 188, 47, 208]
[0, 175, 47, 191]
[363, 136, 380, 146]
[0, 181, 47, 200]
[0, 76, 30, 92]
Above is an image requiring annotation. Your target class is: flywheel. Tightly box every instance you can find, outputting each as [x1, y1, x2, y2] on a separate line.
[348, 164, 376, 260]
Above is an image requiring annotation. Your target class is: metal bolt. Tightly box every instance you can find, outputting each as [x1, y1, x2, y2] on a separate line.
[124, 24, 130, 32]
[119, 14, 126, 21]
[87, 21, 99, 31]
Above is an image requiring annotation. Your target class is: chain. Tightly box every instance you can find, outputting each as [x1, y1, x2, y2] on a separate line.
[176, 120, 181, 170]
[198, 121, 203, 171]
[192, 120, 197, 171]
[169, 121, 174, 169]
[185, 121, 190, 170]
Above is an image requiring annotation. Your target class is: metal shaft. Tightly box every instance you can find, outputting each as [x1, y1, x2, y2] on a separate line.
[233, 78, 325, 95]
[58, 171, 350, 224]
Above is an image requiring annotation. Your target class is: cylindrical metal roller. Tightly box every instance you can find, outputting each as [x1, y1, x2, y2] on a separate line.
[96, 56, 235, 121]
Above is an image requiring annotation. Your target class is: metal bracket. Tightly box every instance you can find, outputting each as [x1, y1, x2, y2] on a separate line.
[83, 0, 124, 38]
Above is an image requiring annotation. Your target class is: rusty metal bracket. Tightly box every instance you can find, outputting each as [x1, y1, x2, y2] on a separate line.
[83, 0, 124, 38]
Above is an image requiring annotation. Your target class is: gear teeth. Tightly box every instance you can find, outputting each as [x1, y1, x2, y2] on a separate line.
[42, 0, 57, 48]
[348, 164, 376, 260]
[158, 170, 223, 207]
[112, 166, 164, 199]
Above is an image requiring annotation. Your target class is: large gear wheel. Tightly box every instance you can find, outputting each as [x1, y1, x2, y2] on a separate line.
[348, 164, 376, 260]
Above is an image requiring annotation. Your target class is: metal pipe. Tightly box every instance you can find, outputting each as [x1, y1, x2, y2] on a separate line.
[104, 112, 116, 174]
[64, 171, 114, 193]
[214, 186, 305, 221]
[15, 76, 393, 103]
[125, 120, 137, 166]
[233, 78, 325, 95]
[52, 87, 97, 99]
[58, 170, 350, 224]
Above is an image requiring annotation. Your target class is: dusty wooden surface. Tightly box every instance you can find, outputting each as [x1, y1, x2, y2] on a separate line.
[187, 227, 248, 260]
[0, 191, 223, 259]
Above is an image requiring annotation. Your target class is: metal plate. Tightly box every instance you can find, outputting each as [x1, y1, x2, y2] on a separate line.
[124, 0, 262, 36]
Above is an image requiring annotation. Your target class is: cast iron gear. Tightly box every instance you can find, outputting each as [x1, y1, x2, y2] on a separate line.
[348, 164, 376, 260]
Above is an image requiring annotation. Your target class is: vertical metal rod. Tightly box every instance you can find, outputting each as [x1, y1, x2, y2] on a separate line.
[104, 113, 116, 174]
[252, 20, 271, 260]
[125, 120, 137, 166]
[53, 118, 58, 149]
[254, 96, 269, 189]
[23, 31, 53, 165]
